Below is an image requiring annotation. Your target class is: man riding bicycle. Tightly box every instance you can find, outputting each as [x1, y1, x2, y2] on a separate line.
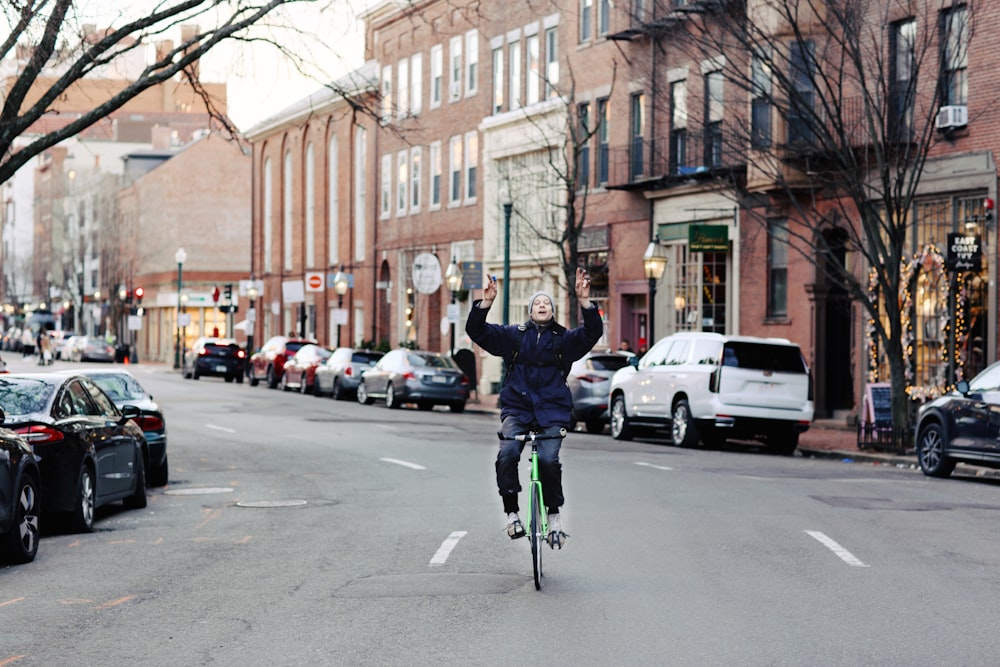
[466, 267, 603, 546]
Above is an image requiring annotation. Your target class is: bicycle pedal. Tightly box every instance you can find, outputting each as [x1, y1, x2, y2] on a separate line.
[507, 521, 525, 540]
[547, 531, 568, 549]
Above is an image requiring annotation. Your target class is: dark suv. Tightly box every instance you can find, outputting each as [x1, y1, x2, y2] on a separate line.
[249, 336, 316, 389]
[183, 337, 246, 383]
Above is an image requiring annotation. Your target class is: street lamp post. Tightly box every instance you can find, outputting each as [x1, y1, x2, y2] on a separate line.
[500, 182, 513, 326]
[246, 281, 259, 377]
[173, 248, 186, 369]
[445, 257, 463, 356]
[643, 239, 668, 346]
[333, 266, 349, 347]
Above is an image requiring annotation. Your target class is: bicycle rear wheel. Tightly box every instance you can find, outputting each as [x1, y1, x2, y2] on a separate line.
[530, 481, 543, 590]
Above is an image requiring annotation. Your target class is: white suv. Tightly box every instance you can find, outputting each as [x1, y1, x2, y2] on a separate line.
[608, 332, 813, 454]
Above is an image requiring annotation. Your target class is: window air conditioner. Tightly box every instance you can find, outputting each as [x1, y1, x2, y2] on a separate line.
[450, 81, 461, 98]
[936, 105, 968, 130]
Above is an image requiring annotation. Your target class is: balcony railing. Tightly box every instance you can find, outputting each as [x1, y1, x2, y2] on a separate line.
[601, 129, 743, 189]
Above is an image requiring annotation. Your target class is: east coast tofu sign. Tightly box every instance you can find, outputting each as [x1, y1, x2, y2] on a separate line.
[946, 233, 982, 272]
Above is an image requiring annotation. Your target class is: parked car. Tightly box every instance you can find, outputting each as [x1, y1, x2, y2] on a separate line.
[67, 369, 169, 487]
[249, 336, 316, 389]
[608, 332, 814, 455]
[914, 361, 1000, 478]
[315, 348, 385, 400]
[357, 348, 470, 412]
[567, 351, 634, 434]
[183, 337, 246, 383]
[280, 344, 332, 394]
[66, 335, 115, 363]
[0, 414, 40, 564]
[51, 331, 80, 360]
[0, 373, 147, 532]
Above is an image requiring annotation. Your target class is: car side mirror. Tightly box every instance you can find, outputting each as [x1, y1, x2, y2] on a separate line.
[120, 404, 141, 424]
[0, 407, 5, 425]
[955, 380, 970, 395]
[629, 355, 639, 369]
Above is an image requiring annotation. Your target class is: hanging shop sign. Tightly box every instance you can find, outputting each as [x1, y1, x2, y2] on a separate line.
[688, 224, 729, 252]
[946, 233, 982, 272]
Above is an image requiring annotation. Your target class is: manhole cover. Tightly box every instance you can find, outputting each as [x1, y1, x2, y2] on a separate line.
[236, 499, 308, 508]
[164, 487, 235, 496]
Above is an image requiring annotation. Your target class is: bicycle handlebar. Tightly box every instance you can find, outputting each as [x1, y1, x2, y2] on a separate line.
[513, 428, 567, 442]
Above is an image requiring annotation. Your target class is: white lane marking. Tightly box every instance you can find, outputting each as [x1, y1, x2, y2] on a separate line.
[206, 424, 236, 433]
[380, 457, 426, 470]
[805, 530, 869, 567]
[635, 461, 673, 471]
[430, 531, 467, 566]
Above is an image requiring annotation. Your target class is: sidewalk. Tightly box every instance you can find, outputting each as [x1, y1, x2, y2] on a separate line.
[465, 392, 919, 467]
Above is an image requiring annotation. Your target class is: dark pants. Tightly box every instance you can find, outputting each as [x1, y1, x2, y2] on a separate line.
[496, 416, 564, 515]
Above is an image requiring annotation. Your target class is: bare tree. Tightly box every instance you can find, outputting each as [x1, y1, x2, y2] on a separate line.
[662, 0, 977, 446]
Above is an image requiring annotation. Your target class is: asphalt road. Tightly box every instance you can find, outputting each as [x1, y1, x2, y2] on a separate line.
[3, 358, 1000, 666]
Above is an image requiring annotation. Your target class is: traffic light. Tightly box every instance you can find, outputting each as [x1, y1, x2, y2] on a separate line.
[224, 283, 233, 301]
[212, 286, 221, 303]
[134, 287, 144, 305]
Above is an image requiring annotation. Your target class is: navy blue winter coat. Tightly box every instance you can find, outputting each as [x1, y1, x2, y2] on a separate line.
[466, 299, 604, 427]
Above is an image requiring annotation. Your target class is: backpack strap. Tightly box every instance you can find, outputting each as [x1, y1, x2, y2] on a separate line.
[506, 323, 571, 381]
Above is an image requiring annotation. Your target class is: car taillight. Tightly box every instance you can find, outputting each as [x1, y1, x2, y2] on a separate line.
[237, 350, 246, 359]
[14, 424, 64, 444]
[578, 374, 604, 384]
[345, 367, 354, 377]
[460, 375, 470, 386]
[198, 348, 209, 356]
[402, 372, 417, 381]
[133, 415, 164, 432]
[709, 368, 720, 393]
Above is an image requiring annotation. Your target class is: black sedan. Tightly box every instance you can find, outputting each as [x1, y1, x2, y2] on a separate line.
[915, 361, 1000, 477]
[0, 374, 147, 532]
[0, 414, 40, 564]
[67, 369, 169, 487]
[357, 349, 470, 412]
[183, 337, 246, 383]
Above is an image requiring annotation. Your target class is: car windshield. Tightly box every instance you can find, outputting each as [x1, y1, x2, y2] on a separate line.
[588, 355, 631, 372]
[722, 342, 806, 373]
[352, 352, 383, 364]
[967, 363, 1000, 392]
[409, 353, 455, 369]
[205, 343, 238, 355]
[286, 342, 308, 354]
[0, 377, 55, 415]
[87, 374, 147, 401]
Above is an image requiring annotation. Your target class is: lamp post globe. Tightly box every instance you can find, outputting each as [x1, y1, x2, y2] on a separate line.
[643, 240, 668, 347]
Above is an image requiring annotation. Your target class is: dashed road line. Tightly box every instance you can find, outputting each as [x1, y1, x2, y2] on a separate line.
[635, 461, 673, 471]
[805, 530, 869, 567]
[205, 424, 236, 433]
[430, 531, 467, 566]
[380, 457, 426, 470]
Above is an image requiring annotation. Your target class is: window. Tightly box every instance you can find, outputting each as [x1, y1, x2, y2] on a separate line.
[397, 57, 409, 118]
[577, 102, 590, 188]
[705, 70, 723, 167]
[449, 135, 462, 204]
[431, 45, 443, 108]
[328, 135, 339, 266]
[580, 0, 592, 42]
[380, 154, 392, 218]
[890, 19, 915, 137]
[788, 40, 816, 145]
[751, 50, 772, 149]
[670, 80, 687, 173]
[466, 30, 479, 95]
[410, 147, 421, 212]
[396, 150, 408, 216]
[767, 219, 788, 318]
[411, 52, 423, 115]
[464, 132, 478, 201]
[283, 150, 293, 270]
[263, 158, 273, 272]
[597, 97, 609, 184]
[430, 141, 442, 208]
[305, 142, 315, 267]
[526, 33, 540, 105]
[630, 93, 645, 180]
[449, 35, 463, 101]
[941, 6, 968, 106]
[598, 0, 611, 36]
[545, 27, 559, 97]
[492, 45, 505, 113]
[354, 127, 366, 262]
[509, 40, 522, 109]
[380, 65, 392, 123]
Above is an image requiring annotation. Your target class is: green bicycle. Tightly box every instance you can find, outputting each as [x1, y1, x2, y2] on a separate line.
[515, 428, 567, 590]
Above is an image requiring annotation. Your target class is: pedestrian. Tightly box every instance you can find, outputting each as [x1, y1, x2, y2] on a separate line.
[618, 339, 632, 353]
[466, 267, 603, 547]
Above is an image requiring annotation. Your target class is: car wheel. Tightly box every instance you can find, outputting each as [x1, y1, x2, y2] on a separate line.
[610, 395, 633, 441]
[266, 366, 279, 389]
[249, 372, 259, 387]
[585, 420, 605, 434]
[300, 375, 309, 394]
[123, 451, 147, 510]
[917, 422, 956, 478]
[1, 474, 40, 564]
[69, 465, 96, 533]
[357, 381, 374, 405]
[331, 379, 343, 401]
[449, 402, 466, 413]
[278, 371, 288, 391]
[224, 375, 234, 383]
[385, 383, 400, 409]
[671, 399, 700, 448]
[149, 455, 168, 487]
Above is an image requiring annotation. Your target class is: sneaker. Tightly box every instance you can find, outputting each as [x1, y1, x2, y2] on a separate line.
[546, 513, 567, 549]
[506, 512, 525, 539]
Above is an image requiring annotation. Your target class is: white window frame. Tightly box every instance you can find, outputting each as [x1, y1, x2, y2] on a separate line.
[492, 43, 504, 114]
[263, 157, 273, 273]
[430, 141, 442, 210]
[283, 150, 293, 271]
[464, 132, 478, 204]
[396, 150, 408, 217]
[448, 135, 462, 206]
[430, 45, 443, 109]
[410, 52, 423, 115]
[354, 127, 366, 262]
[449, 35, 463, 102]
[545, 26, 559, 98]
[380, 64, 393, 123]
[380, 153, 392, 219]
[397, 57, 409, 118]
[305, 142, 315, 267]
[465, 30, 479, 96]
[509, 39, 522, 110]
[328, 136, 339, 266]
[410, 147, 422, 213]
[526, 32, 540, 105]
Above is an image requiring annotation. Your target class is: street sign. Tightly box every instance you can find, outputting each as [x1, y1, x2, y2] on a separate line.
[446, 303, 460, 323]
[332, 308, 348, 325]
[127, 315, 142, 331]
[946, 233, 982, 271]
[305, 271, 325, 292]
[463, 261, 483, 289]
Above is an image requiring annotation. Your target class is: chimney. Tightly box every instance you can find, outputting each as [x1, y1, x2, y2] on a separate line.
[180, 24, 200, 79]
[154, 39, 174, 64]
[151, 126, 174, 150]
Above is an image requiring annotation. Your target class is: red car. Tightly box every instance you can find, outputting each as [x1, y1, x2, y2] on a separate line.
[248, 336, 316, 389]
[279, 344, 332, 394]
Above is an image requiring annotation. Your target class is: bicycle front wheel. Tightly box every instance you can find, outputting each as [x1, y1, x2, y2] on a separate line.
[530, 481, 543, 590]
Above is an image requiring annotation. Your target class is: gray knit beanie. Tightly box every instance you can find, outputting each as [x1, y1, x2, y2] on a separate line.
[527, 290, 556, 315]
